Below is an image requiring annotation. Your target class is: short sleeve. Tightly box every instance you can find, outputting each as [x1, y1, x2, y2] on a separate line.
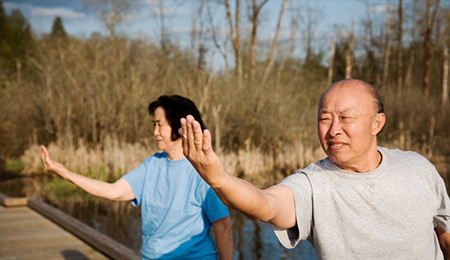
[202, 186, 229, 224]
[274, 171, 313, 249]
[433, 172, 450, 232]
[121, 158, 149, 206]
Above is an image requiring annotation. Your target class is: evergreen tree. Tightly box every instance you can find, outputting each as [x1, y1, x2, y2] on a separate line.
[51, 16, 67, 37]
[3, 9, 33, 74]
[0, 0, 11, 74]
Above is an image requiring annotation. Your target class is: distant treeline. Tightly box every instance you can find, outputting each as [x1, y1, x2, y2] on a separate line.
[0, 1, 448, 180]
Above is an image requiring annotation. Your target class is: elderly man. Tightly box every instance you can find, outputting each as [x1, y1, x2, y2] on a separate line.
[180, 79, 450, 259]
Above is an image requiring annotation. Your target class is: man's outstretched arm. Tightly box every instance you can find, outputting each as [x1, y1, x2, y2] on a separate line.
[180, 115, 296, 229]
[436, 226, 450, 260]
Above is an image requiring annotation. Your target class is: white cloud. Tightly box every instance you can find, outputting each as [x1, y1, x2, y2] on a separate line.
[372, 5, 386, 13]
[372, 4, 397, 14]
[31, 7, 87, 19]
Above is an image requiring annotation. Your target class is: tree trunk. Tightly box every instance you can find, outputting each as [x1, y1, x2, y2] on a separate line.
[382, 0, 391, 89]
[207, 4, 230, 79]
[328, 32, 336, 85]
[396, 0, 403, 95]
[345, 33, 354, 79]
[443, 46, 449, 106]
[225, 0, 242, 84]
[249, 0, 269, 80]
[261, 0, 287, 84]
[405, 0, 419, 92]
[423, 0, 440, 96]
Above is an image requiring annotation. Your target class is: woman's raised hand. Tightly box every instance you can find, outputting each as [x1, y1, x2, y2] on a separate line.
[180, 115, 225, 188]
[40, 145, 68, 176]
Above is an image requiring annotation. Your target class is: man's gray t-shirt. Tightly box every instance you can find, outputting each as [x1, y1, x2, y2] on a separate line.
[274, 147, 450, 259]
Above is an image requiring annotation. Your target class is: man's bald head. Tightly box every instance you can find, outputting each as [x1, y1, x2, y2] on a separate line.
[319, 79, 384, 115]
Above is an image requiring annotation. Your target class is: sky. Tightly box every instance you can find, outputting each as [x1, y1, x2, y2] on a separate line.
[3, 0, 389, 39]
[3, 0, 392, 67]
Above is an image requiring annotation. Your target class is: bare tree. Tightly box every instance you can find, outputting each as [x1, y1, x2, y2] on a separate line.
[328, 32, 336, 85]
[382, 0, 391, 89]
[304, 3, 316, 61]
[152, 0, 172, 50]
[261, 0, 287, 84]
[345, 32, 354, 79]
[287, 1, 301, 69]
[190, 0, 207, 73]
[423, 0, 441, 96]
[443, 46, 449, 105]
[405, 0, 419, 92]
[225, 0, 242, 84]
[84, 0, 130, 39]
[396, 0, 403, 94]
[207, 3, 230, 78]
[248, 0, 269, 80]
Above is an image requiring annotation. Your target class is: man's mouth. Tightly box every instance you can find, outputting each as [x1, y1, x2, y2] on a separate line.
[328, 141, 346, 150]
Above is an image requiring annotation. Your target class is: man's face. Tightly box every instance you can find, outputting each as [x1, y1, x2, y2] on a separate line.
[317, 82, 384, 172]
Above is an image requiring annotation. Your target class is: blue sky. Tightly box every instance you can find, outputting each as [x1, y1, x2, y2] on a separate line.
[3, 0, 388, 39]
[4, 0, 392, 67]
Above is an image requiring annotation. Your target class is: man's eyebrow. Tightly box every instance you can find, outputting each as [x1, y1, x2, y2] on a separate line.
[152, 120, 160, 123]
[339, 109, 358, 114]
[318, 108, 357, 114]
[318, 109, 331, 114]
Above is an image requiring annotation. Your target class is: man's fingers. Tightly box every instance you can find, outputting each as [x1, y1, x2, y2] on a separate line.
[192, 120, 203, 150]
[203, 129, 212, 151]
[186, 115, 196, 150]
[180, 118, 188, 153]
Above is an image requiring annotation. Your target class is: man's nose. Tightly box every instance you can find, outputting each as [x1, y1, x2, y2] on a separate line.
[328, 119, 342, 137]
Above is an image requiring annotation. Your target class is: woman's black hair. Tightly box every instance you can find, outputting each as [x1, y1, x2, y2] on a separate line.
[148, 95, 206, 141]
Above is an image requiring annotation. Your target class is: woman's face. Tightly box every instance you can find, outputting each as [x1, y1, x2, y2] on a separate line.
[153, 107, 180, 153]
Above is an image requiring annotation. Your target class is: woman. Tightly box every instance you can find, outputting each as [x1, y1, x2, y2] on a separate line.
[41, 95, 233, 260]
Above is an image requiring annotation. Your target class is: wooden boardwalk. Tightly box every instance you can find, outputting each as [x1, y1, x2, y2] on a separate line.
[0, 194, 139, 260]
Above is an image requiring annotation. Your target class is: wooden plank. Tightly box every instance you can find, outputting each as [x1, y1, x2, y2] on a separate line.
[28, 198, 140, 260]
[0, 193, 28, 207]
[0, 205, 108, 260]
[0, 193, 140, 260]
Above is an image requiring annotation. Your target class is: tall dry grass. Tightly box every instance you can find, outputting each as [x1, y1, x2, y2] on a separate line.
[22, 138, 154, 180]
[20, 138, 325, 188]
[1, 33, 449, 190]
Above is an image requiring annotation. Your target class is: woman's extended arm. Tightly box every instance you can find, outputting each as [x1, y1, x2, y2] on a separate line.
[40, 145, 135, 201]
[212, 216, 233, 260]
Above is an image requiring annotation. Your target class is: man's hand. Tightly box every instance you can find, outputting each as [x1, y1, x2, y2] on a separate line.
[180, 115, 226, 188]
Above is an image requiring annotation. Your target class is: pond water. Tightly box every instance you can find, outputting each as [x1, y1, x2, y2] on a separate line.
[0, 174, 316, 260]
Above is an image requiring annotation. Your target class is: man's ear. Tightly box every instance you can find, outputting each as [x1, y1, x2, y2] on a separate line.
[372, 113, 386, 135]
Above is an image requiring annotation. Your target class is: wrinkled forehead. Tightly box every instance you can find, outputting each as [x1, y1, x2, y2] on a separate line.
[318, 81, 378, 113]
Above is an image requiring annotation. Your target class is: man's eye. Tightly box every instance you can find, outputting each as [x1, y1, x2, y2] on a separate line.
[341, 116, 353, 121]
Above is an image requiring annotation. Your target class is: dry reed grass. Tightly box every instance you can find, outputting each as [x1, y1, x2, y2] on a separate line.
[220, 141, 325, 187]
[20, 138, 325, 188]
[22, 138, 154, 180]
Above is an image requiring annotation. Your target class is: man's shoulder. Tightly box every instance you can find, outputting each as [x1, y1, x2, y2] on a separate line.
[379, 146, 428, 161]
[290, 158, 331, 177]
[379, 146, 435, 170]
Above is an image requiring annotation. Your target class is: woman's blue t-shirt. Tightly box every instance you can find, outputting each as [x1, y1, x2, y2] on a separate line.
[122, 152, 229, 260]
